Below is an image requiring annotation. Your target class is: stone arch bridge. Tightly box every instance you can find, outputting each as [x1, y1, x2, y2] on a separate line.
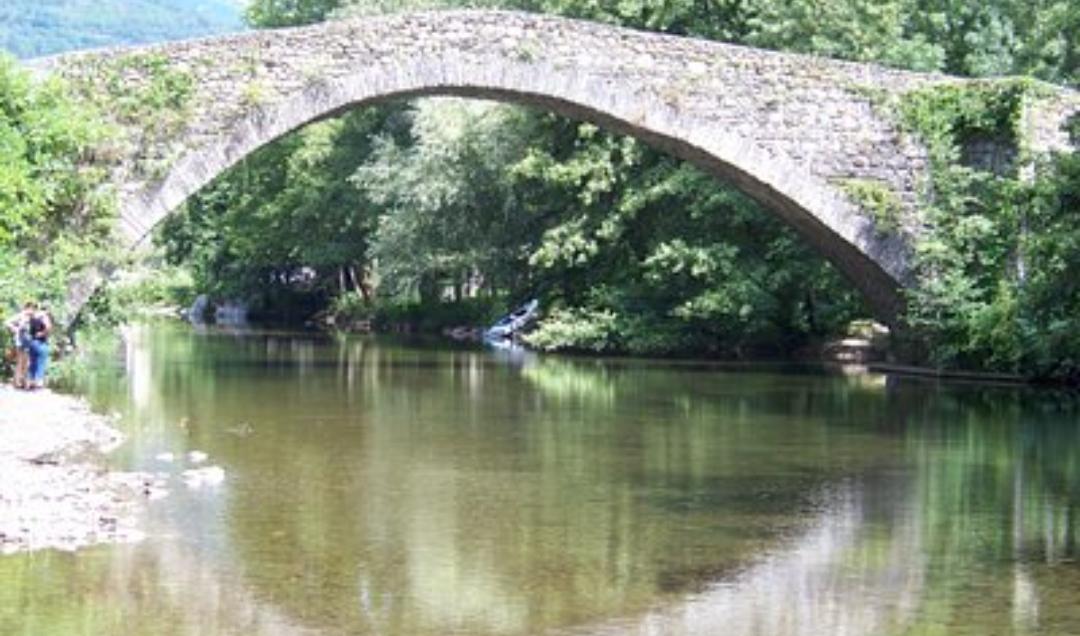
[29, 10, 1080, 324]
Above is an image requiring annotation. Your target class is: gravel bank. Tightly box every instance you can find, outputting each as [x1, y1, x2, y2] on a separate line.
[0, 385, 161, 555]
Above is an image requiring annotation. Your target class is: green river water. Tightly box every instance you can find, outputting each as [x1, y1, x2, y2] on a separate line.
[2, 323, 1079, 635]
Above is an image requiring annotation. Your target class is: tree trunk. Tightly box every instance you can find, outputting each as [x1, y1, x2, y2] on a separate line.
[805, 290, 819, 334]
[348, 265, 361, 294]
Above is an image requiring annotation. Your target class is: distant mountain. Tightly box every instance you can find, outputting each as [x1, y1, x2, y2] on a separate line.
[0, 0, 246, 59]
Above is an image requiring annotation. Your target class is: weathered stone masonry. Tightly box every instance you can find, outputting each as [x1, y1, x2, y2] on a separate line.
[27, 10, 1080, 323]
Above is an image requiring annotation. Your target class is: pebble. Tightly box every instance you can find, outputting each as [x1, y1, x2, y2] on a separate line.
[0, 385, 153, 555]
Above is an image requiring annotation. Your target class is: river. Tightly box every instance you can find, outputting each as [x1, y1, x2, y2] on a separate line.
[2, 322, 1078, 635]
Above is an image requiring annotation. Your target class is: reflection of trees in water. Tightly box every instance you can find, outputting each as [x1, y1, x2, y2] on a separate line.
[521, 359, 618, 406]
[891, 382, 1080, 634]
[212, 348, 916, 634]
[0, 528, 318, 635]
[66, 329, 1080, 635]
[568, 381, 1080, 636]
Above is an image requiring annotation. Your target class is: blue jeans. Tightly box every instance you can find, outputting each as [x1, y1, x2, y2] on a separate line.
[28, 339, 49, 383]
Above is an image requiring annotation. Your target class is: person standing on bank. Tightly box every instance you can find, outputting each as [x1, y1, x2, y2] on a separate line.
[4, 302, 33, 389]
[26, 304, 52, 390]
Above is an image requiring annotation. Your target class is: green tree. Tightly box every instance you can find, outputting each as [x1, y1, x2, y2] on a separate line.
[513, 118, 863, 355]
[355, 100, 536, 302]
[0, 55, 114, 322]
[246, 0, 344, 27]
[159, 107, 404, 313]
[1017, 149, 1080, 380]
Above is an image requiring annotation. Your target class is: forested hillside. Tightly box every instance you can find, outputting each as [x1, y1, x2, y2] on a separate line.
[0, 0, 244, 58]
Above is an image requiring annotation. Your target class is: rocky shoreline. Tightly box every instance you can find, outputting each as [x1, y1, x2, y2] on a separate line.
[0, 385, 163, 555]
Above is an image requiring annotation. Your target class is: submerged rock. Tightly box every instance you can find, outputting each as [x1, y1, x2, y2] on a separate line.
[225, 422, 254, 437]
[181, 465, 225, 489]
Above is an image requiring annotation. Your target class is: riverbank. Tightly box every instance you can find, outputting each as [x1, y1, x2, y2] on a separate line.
[0, 385, 163, 555]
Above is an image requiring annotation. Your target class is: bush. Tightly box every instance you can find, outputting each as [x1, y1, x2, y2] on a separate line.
[47, 327, 121, 391]
[525, 308, 620, 353]
[82, 265, 196, 326]
[331, 295, 504, 333]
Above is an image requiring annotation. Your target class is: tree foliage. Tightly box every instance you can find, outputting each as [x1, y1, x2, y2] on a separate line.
[158, 107, 406, 316]
[0, 56, 115, 323]
[1020, 150, 1080, 379]
[246, 0, 343, 28]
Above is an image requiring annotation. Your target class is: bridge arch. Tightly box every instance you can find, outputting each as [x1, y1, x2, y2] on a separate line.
[44, 11, 952, 323]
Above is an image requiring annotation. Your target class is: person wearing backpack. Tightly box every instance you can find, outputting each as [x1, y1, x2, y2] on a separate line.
[26, 304, 52, 390]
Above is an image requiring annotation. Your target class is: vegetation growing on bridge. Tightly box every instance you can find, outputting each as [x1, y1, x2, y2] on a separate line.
[65, 52, 197, 180]
[838, 179, 904, 233]
[890, 81, 1080, 379]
